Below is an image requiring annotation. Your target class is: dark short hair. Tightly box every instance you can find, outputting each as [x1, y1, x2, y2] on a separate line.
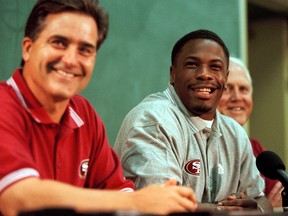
[21, 0, 108, 66]
[171, 29, 230, 69]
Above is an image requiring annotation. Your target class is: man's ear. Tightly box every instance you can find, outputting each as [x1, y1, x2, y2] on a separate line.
[22, 37, 33, 62]
[170, 65, 175, 85]
[226, 70, 230, 81]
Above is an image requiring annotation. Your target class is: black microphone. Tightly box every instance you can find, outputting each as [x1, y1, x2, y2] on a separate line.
[256, 150, 288, 188]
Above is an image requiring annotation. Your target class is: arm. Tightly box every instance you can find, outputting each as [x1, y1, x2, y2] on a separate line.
[0, 178, 197, 216]
[115, 123, 184, 188]
[114, 102, 188, 189]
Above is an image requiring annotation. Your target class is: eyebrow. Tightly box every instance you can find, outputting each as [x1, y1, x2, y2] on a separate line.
[185, 56, 225, 64]
[50, 35, 96, 50]
[184, 56, 198, 61]
[80, 41, 96, 50]
[210, 59, 225, 65]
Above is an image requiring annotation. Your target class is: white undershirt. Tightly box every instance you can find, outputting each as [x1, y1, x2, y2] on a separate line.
[196, 116, 214, 128]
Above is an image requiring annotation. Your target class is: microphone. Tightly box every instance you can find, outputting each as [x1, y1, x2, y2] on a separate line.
[256, 150, 288, 188]
[256, 151, 288, 211]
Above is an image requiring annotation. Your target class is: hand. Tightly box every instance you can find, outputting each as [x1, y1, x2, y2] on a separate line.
[217, 192, 258, 211]
[132, 179, 198, 215]
[267, 181, 283, 208]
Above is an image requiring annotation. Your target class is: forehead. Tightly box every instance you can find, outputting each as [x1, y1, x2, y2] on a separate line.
[40, 12, 98, 45]
[178, 39, 227, 63]
[228, 62, 251, 85]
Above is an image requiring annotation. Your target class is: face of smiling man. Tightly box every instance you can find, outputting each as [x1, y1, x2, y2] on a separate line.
[22, 12, 98, 110]
[170, 38, 229, 120]
[217, 60, 253, 126]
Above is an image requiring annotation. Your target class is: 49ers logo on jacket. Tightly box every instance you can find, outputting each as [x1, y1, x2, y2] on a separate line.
[79, 159, 89, 179]
[185, 159, 200, 176]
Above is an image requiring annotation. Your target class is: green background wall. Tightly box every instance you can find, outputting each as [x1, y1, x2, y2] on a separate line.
[0, 0, 242, 145]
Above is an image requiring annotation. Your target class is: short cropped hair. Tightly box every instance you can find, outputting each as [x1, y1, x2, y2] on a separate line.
[21, 0, 108, 66]
[171, 29, 230, 69]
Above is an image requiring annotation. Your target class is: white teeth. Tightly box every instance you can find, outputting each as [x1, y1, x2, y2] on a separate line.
[231, 107, 242, 111]
[56, 70, 74, 78]
[195, 88, 211, 94]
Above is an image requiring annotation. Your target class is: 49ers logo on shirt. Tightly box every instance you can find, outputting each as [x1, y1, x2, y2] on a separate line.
[79, 159, 89, 179]
[185, 159, 200, 176]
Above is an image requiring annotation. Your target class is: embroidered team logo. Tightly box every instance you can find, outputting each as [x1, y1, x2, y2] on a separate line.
[79, 159, 89, 179]
[185, 159, 201, 176]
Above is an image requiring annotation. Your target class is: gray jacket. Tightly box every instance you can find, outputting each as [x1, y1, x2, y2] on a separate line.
[114, 84, 264, 203]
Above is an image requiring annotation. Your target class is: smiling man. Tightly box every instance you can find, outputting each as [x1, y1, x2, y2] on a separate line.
[114, 29, 272, 212]
[217, 57, 253, 125]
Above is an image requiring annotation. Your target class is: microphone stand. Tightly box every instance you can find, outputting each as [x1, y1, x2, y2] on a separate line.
[275, 169, 288, 211]
[282, 187, 288, 211]
[279, 169, 288, 211]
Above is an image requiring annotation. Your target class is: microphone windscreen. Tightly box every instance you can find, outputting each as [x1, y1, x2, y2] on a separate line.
[256, 150, 286, 179]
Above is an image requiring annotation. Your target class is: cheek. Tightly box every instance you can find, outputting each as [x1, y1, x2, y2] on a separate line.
[218, 96, 229, 111]
[221, 94, 230, 101]
[244, 97, 253, 108]
[218, 74, 227, 85]
[246, 100, 253, 114]
[81, 62, 95, 87]
[83, 58, 95, 72]
[218, 99, 227, 107]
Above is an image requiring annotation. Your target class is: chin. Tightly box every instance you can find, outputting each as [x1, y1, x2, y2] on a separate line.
[193, 105, 212, 114]
[52, 91, 75, 101]
[234, 118, 245, 126]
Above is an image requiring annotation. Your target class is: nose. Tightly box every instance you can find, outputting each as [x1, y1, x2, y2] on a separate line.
[196, 66, 212, 80]
[230, 88, 242, 101]
[62, 46, 78, 67]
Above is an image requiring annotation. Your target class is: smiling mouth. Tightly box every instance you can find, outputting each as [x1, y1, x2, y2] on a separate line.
[194, 88, 216, 94]
[229, 107, 244, 111]
[56, 69, 74, 78]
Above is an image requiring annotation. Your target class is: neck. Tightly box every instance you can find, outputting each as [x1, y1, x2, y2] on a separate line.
[43, 99, 69, 123]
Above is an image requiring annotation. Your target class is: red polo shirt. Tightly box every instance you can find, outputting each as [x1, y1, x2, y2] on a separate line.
[0, 69, 134, 193]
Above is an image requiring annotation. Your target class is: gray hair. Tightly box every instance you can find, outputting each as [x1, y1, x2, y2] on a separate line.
[229, 56, 252, 85]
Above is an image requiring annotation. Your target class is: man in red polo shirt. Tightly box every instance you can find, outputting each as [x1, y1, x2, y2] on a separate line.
[0, 0, 197, 215]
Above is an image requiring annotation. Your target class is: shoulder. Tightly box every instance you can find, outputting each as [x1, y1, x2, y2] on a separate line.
[0, 81, 18, 103]
[70, 95, 96, 114]
[70, 95, 103, 126]
[250, 138, 265, 157]
[217, 112, 245, 132]
[0, 82, 26, 119]
[70, 94, 91, 106]
[116, 92, 190, 144]
[123, 92, 185, 126]
[137, 92, 174, 110]
[216, 112, 250, 146]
